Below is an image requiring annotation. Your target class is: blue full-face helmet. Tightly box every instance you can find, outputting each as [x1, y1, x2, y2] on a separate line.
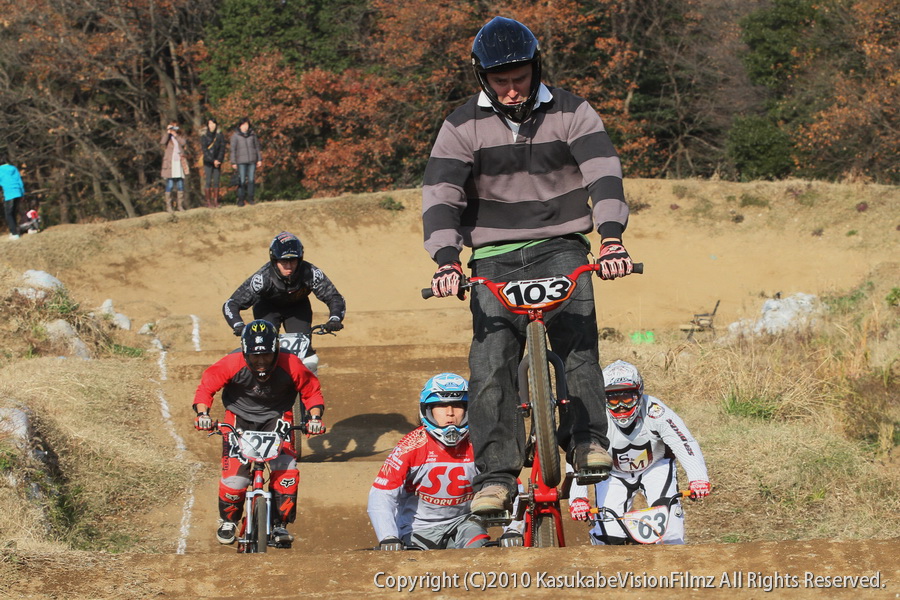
[419, 373, 469, 446]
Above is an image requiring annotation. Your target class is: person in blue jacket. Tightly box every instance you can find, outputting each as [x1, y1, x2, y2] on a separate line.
[0, 154, 26, 240]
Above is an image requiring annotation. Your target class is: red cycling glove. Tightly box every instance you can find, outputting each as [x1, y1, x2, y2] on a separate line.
[568, 497, 591, 521]
[689, 480, 711, 499]
[431, 262, 466, 299]
[596, 239, 634, 280]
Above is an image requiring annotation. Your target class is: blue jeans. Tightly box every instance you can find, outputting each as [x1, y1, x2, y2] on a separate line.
[164, 178, 184, 193]
[236, 163, 256, 204]
[467, 236, 609, 495]
[4, 198, 19, 235]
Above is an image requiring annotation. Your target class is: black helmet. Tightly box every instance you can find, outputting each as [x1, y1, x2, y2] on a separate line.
[240, 319, 279, 380]
[471, 17, 542, 123]
[269, 231, 304, 283]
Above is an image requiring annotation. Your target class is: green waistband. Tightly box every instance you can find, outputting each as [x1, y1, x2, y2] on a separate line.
[471, 234, 590, 260]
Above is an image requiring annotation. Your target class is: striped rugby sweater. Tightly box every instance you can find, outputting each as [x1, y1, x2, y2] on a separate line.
[423, 86, 629, 264]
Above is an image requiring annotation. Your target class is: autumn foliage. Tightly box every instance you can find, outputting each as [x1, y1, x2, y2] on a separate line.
[0, 0, 895, 223]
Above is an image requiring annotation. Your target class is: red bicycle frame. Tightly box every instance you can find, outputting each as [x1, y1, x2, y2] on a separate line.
[424, 260, 641, 546]
[470, 262, 606, 547]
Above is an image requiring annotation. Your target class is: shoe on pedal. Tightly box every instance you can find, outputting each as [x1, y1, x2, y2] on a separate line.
[216, 519, 237, 545]
[271, 523, 294, 548]
[573, 442, 612, 484]
[470, 484, 512, 515]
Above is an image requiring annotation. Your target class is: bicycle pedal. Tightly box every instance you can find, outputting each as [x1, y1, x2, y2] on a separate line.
[575, 468, 610, 486]
[270, 539, 293, 549]
[473, 510, 512, 527]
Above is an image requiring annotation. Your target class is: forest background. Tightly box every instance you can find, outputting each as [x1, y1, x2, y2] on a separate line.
[0, 0, 896, 224]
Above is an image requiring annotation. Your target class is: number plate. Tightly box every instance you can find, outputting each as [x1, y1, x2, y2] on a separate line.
[279, 333, 311, 357]
[622, 505, 670, 544]
[500, 276, 574, 309]
[237, 430, 281, 462]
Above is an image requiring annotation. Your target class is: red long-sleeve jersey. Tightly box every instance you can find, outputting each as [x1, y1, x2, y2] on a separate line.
[193, 351, 324, 422]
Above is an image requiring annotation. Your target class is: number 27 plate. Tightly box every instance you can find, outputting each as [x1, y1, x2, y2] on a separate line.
[500, 276, 574, 309]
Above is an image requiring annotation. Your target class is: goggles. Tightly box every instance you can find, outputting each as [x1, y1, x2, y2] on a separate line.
[606, 389, 639, 409]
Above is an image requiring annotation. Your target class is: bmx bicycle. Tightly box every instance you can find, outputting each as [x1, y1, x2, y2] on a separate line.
[277, 323, 334, 372]
[423, 261, 642, 547]
[278, 323, 335, 448]
[209, 419, 324, 553]
[588, 490, 692, 545]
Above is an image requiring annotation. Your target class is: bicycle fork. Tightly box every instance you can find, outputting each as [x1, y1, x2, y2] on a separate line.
[239, 465, 271, 553]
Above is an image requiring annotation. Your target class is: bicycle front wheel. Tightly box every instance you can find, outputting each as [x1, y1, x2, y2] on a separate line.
[250, 496, 268, 553]
[526, 321, 561, 487]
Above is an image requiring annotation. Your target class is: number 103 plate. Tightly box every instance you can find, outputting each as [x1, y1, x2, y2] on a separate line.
[500, 276, 575, 309]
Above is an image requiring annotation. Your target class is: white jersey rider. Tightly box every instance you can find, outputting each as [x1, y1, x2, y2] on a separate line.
[569, 360, 711, 544]
[367, 373, 489, 550]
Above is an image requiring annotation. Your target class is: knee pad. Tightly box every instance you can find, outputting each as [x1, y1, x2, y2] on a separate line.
[218, 483, 245, 522]
[271, 469, 299, 496]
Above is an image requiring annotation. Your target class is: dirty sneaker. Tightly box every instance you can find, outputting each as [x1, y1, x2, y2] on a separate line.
[216, 519, 237, 545]
[470, 485, 512, 514]
[271, 524, 294, 547]
[573, 442, 613, 472]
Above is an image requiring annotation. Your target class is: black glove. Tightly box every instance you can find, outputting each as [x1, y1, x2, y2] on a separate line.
[323, 316, 343, 332]
[378, 536, 404, 551]
[232, 322, 245, 337]
[596, 239, 633, 280]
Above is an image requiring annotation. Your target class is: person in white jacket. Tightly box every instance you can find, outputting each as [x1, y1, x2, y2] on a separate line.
[568, 360, 710, 544]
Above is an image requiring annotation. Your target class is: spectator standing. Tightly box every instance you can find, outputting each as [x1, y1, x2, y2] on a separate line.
[161, 121, 190, 212]
[0, 154, 26, 240]
[200, 118, 226, 208]
[230, 117, 262, 207]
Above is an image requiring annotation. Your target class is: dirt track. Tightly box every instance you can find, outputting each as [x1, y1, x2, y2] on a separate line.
[2, 182, 899, 598]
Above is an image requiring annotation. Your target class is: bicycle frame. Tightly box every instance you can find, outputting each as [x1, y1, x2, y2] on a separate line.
[423, 261, 642, 547]
[211, 420, 317, 553]
[468, 262, 615, 548]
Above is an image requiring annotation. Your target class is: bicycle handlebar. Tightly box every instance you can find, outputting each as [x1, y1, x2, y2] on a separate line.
[421, 261, 643, 299]
[207, 420, 325, 436]
[588, 489, 694, 518]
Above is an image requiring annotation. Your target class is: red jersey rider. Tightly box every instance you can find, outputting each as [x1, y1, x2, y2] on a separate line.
[193, 319, 325, 547]
[367, 373, 490, 550]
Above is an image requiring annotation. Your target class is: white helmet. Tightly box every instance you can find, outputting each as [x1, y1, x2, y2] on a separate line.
[602, 360, 644, 428]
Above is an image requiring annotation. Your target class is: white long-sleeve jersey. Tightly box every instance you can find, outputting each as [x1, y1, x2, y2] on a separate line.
[367, 427, 476, 542]
[572, 395, 708, 498]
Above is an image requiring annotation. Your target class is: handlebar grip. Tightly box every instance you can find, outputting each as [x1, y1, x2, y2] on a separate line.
[421, 287, 434, 299]
[632, 262, 644, 274]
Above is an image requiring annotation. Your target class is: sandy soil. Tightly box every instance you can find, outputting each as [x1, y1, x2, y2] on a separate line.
[1, 179, 898, 598]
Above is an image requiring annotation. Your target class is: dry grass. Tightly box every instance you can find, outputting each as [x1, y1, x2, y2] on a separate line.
[0, 358, 190, 553]
[598, 265, 900, 542]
